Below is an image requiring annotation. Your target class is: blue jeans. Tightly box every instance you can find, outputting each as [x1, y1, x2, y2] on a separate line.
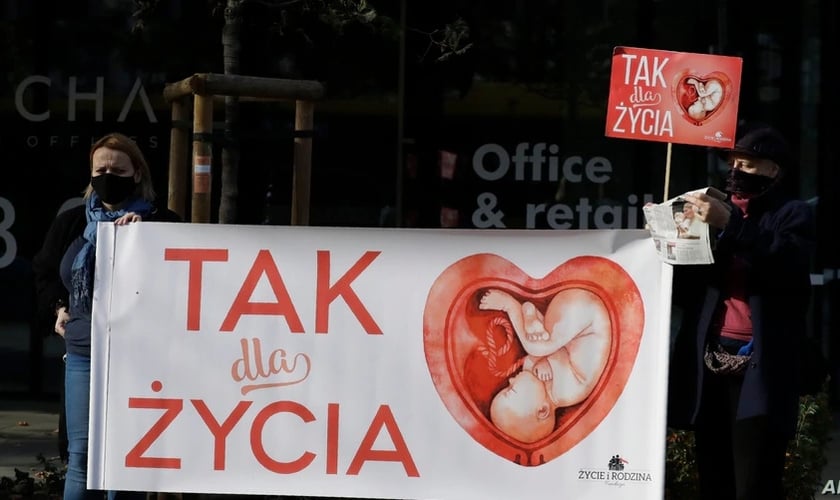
[64, 352, 147, 500]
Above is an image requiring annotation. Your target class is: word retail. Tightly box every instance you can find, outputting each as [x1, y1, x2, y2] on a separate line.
[470, 142, 655, 229]
[471, 191, 656, 229]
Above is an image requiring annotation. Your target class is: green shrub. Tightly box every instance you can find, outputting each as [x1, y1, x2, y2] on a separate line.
[665, 387, 833, 500]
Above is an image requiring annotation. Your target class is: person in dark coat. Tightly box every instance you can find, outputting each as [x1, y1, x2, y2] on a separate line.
[32, 132, 181, 500]
[666, 123, 816, 500]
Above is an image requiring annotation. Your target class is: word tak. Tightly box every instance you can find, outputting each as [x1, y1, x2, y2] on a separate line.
[620, 53, 669, 87]
[164, 248, 382, 334]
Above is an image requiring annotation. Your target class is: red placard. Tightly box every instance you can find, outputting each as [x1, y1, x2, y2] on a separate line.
[605, 46, 742, 148]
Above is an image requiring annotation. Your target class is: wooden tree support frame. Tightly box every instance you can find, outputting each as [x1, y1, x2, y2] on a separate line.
[163, 73, 325, 224]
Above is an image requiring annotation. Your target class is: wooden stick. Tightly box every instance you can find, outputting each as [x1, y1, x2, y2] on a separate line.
[164, 73, 324, 102]
[663, 142, 673, 201]
[167, 98, 190, 220]
[291, 100, 314, 226]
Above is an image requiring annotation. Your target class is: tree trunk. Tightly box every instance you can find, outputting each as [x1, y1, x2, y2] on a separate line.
[220, 0, 243, 224]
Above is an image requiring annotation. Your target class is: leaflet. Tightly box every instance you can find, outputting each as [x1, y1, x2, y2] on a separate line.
[642, 187, 726, 265]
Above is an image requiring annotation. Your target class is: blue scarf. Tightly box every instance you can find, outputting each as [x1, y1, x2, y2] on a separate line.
[70, 193, 153, 318]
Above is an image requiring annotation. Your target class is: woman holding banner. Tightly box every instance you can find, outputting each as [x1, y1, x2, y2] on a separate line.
[33, 132, 180, 500]
[666, 123, 817, 500]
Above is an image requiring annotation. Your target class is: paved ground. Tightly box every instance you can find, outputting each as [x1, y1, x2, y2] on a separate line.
[0, 397, 63, 482]
[0, 319, 66, 494]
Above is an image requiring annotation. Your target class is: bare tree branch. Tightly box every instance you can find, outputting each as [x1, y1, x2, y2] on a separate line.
[409, 17, 472, 63]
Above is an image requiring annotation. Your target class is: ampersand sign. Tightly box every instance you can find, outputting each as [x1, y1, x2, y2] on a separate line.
[423, 254, 644, 466]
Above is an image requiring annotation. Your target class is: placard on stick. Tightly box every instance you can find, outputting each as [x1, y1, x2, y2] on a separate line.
[604, 46, 743, 198]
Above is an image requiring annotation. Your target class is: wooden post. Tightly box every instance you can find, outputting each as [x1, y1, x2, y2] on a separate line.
[664, 142, 673, 201]
[167, 98, 190, 219]
[291, 100, 314, 226]
[164, 74, 324, 225]
[192, 94, 214, 223]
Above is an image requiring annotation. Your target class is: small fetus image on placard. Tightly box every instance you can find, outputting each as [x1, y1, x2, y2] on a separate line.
[685, 77, 723, 121]
[673, 70, 732, 126]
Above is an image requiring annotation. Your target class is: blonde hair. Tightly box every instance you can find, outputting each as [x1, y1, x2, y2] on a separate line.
[83, 133, 156, 201]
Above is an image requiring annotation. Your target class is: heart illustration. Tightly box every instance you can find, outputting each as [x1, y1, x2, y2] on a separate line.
[672, 70, 732, 126]
[423, 254, 644, 466]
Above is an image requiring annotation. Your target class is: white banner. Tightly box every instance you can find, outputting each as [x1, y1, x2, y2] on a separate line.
[89, 223, 671, 499]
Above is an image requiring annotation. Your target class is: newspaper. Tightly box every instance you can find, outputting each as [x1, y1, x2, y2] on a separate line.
[642, 187, 726, 265]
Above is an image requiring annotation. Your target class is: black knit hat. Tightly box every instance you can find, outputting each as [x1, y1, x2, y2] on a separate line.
[726, 122, 791, 170]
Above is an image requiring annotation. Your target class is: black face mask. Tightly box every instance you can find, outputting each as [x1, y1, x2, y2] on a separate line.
[725, 168, 776, 197]
[91, 173, 138, 204]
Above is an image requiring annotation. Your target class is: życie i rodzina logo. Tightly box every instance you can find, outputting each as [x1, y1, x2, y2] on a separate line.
[577, 454, 654, 486]
[608, 454, 628, 471]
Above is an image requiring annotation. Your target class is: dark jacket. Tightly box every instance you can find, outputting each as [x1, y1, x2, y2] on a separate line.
[32, 202, 182, 331]
[666, 184, 815, 439]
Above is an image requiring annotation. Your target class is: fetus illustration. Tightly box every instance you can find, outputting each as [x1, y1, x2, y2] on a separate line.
[673, 70, 732, 126]
[685, 77, 723, 121]
[423, 253, 645, 465]
[479, 287, 611, 443]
